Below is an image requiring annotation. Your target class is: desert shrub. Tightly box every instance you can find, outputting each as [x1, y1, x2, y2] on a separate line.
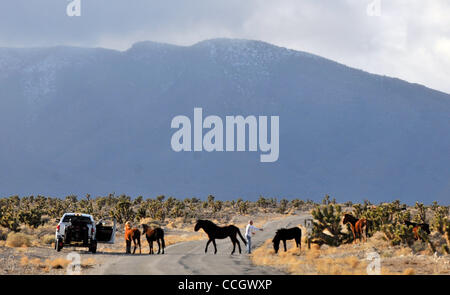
[40, 234, 55, 245]
[381, 223, 415, 246]
[353, 200, 408, 236]
[277, 199, 289, 214]
[18, 207, 44, 228]
[0, 197, 21, 232]
[413, 202, 427, 223]
[0, 227, 8, 240]
[211, 201, 222, 214]
[431, 205, 449, 234]
[310, 204, 351, 246]
[256, 196, 269, 209]
[237, 199, 249, 214]
[6, 232, 33, 247]
[110, 196, 135, 223]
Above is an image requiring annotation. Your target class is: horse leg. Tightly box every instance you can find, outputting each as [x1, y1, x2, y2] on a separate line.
[357, 224, 362, 243]
[126, 239, 131, 254]
[231, 237, 236, 255]
[295, 237, 300, 249]
[156, 239, 161, 254]
[351, 226, 357, 244]
[362, 226, 367, 243]
[212, 239, 217, 254]
[138, 236, 141, 254]
[283, 240, 287, 252]
[237, 239, 242, 254]
[205, 239, 212, 253]
[132, 239, 137, 254]
[150, 240, 154, 254]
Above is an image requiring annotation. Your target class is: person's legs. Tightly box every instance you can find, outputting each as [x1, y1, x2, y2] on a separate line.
[246, 235, 251, 253]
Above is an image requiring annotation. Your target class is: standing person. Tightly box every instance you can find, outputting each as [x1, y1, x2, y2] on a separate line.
[245, 220, 263, 254]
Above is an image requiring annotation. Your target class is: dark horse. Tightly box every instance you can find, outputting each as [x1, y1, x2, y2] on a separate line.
[142, 224, 166, 254]
[194, 220, 247, 254]
[343, 214, 368, 243]
[404, 220, 430, 240]
[272, 227, 302, 254]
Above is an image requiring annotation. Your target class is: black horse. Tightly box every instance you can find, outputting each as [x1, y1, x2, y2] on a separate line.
[142, 224, 165, 254]
[272, 227, 302, 253]
[194, 220, 247, 254]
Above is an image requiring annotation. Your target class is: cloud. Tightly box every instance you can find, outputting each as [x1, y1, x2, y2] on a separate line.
[0, 0, 448, 93]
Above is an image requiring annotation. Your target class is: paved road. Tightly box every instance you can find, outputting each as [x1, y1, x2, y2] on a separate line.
[91, 213, 310, 275]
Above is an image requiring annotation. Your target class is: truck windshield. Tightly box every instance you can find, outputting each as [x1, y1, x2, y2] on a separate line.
[62, 215, 91, 223]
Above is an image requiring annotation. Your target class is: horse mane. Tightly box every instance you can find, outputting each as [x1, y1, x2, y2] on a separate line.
[343, 213, 359, 224]
[197, 219, 219, 228]
[273, 228, 290, 242]
[275, 228, 286, 235]
[272, 229, 283, 243]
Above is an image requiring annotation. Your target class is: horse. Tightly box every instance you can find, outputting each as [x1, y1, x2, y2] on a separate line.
[142, 224, 166, 254]
[404, 220, 431, 241]
[272, 227, 302, 254]
[124, 221, 141, 254]
[343, 214, 368, 243]
[194, 220, 247, 254]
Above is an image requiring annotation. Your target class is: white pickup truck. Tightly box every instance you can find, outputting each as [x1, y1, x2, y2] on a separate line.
[55, 213, 116, 253]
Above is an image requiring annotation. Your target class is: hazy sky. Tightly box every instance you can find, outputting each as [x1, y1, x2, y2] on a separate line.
[1, 0, 449, 93]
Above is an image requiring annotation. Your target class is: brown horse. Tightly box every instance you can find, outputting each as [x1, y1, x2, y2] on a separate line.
[404, 220, 430, 241]
[343, 214, 367, 243]
[142, 224, 165, 254]
[125, 221, 141, 254]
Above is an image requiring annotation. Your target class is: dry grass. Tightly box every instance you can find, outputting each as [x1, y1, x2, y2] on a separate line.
[251, 239, 368, 275]
[403, 268, 416, 275]
[6, 232, 33, 248]
[40, 234, 54, 245]
[46, 258, 71, 269]
[19, 255, 97, 273]
[81, 257, 97, 268]
[251, 230, 450, 275]
[395, 247, 413, 257]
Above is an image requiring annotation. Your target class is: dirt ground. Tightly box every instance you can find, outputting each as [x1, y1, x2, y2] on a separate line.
[0, 212, 285, 274]
[2, 211, 449, 275]
[251, 231, 450, 275]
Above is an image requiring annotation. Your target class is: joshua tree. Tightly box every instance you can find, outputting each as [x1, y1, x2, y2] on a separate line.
[310, 204, 351, 246]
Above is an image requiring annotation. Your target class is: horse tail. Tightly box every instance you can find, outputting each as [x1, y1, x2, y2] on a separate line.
[236, 227, 247, 246]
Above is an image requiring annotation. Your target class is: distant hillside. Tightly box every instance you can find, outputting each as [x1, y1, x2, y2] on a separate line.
[0, 38, 449, 203]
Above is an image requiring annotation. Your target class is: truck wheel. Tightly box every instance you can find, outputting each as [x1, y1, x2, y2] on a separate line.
[90, 240, 97, 253]
[56, 238, 63, 252]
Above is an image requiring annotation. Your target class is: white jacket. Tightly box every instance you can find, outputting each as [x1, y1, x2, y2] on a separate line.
[245, 224, 259, 236]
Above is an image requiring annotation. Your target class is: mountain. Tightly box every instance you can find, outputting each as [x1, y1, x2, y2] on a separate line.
[0, 38, 449, 204]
